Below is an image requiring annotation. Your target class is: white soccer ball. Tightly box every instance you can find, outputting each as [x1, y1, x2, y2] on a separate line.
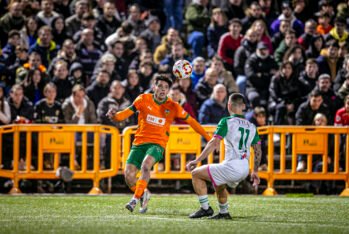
[172, 59, 192, 80]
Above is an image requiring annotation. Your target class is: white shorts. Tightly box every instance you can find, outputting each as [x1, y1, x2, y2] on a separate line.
[207, 159, 249, 188]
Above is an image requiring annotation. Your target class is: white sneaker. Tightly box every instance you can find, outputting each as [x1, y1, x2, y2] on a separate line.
[139, 189, 151, 213]
[296, 161, 305, 172]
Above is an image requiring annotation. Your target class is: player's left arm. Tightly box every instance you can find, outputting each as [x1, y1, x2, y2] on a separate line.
[250, 143, 262, 187]
[252, 143, 262, 172]
[185, 116, 211, 142]
[250, 127, 262, 187]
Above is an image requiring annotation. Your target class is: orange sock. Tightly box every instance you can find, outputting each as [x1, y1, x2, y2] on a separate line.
[134, 179, 147, 199]
[130, 185, 136, 192]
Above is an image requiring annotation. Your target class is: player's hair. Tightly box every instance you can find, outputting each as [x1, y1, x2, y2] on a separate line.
[154, 74, 173, 87]
[228, 93, 246, 106]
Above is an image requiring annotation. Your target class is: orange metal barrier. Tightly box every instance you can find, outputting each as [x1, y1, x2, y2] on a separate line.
[2, 124, 348, 196]
[0, 124, 120, 194]
[253, 126, 349, 197]
[122, 125, 349, 196]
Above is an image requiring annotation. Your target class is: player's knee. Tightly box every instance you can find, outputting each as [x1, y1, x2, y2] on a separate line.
[216, 185, 227, 194]
[124, 170, 135, 183]
[191, 168, 200, 178]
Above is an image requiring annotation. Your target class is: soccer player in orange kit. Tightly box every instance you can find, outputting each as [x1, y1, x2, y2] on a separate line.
[107, 74, 211, 213]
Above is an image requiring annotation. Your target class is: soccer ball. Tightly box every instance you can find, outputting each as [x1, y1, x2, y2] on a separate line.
[172, 59, 192, 80]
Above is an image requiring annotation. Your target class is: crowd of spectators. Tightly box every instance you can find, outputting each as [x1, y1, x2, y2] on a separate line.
[1, 0, 349, 176]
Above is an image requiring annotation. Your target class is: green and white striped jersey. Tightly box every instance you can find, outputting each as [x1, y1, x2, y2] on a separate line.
[214, 114, 260, 161]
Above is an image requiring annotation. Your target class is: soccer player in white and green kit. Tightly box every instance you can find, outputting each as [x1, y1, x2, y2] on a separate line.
[186, 93, 262, 219]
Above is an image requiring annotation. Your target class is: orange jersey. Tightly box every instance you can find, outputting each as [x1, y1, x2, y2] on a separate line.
[130, 93, 189, 148]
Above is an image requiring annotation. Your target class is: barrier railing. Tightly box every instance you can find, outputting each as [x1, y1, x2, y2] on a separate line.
[122, 125, 349, 196]
[0, 124, 120, 194]
[254, 126, 349, 197]
[1, 124, 348, 196]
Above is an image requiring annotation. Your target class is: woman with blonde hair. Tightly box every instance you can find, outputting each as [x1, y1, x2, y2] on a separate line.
[250, 19, 273, 53]
[207, 8, 228, 58]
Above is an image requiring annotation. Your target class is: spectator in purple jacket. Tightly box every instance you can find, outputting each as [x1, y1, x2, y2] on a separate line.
[270, 1, 304, 37]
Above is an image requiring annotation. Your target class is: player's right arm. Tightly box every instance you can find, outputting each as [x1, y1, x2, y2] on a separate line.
[186, 136, 221, 171]
[106, 106, 135, 122]
[107, 94, 143, 121]
[186, 117, 228, 171]
[185, 116, 211, 142]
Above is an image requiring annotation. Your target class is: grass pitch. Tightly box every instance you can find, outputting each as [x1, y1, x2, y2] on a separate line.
[0, 195, 349, 234]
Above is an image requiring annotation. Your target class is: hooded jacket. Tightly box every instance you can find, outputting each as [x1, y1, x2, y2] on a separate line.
[234, 39, 257, 76]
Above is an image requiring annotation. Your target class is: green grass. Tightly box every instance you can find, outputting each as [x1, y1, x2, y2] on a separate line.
[1, 195, 349, 234]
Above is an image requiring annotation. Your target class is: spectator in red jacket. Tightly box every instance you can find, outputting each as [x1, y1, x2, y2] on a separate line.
[217, 18, 243, 74]
[335, 94, 349, 126]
